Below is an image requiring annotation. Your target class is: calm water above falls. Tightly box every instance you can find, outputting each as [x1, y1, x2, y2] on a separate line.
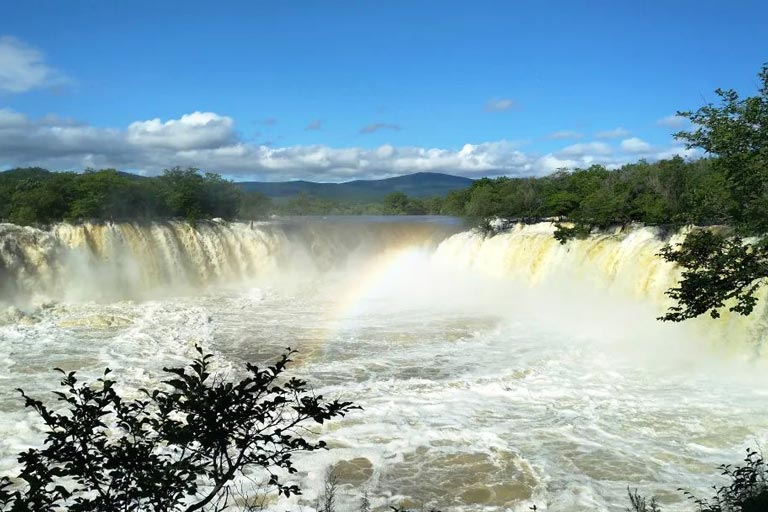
[1, 217, 767, 511]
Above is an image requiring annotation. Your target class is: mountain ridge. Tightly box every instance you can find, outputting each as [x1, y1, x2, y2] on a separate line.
[0, 168, 474, 201]
[238, 172, 473, 200]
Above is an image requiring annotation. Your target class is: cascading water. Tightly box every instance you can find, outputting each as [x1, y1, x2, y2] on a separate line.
[0, 218, 456, 308]
[434, 223, 768, 354]
[0, 218, 766, 512]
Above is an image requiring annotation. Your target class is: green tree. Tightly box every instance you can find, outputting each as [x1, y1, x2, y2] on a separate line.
[660, 63, 768, 321]
[383, 191, 410, 214]
[238, 191, 273, 219]
[8, 173, 77, 225]
[660, 231, 768, 321]
[156, 168, 241, 222]
[675, 63, 768, 234]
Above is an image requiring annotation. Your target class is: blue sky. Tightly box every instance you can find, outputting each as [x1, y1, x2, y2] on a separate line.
[1, 0, 766, 181]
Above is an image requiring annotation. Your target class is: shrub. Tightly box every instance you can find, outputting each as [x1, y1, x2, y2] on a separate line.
[0, 347, 357, 511]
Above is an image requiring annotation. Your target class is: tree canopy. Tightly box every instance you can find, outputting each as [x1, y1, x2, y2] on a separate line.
[0, 167, 243, 225]
[439, 157, 733, 230]
[659, 63, 768, 321]
[674, 64, 768, 235]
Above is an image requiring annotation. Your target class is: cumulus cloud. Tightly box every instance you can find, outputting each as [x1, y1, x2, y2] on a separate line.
[652, 145, 699, 160]
[0, 109, 699, 181]
[558, 141, 612, 157]
[657, 114, 688, 128]
[359, 122, 401, 134]
[596, 127, 630, 139]
[547, 130, 582, 140]
[620, 137, 652, 153]
[304, 119, 322, 131]
[484, 98, 518, 112]
[126, 112, 236, 150]
[0, 36, 68, 93]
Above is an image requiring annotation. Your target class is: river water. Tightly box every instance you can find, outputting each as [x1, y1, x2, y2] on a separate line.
[0, 217, 767, 511]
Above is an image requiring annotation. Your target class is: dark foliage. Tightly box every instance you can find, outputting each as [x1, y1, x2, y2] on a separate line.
[657, 63, 768, 320]
[441, 157, 735, 234]
[553, 222, 592, 244]
[658, 231, 768, 321]
[0, 167, 244, 226]
[677, 449, 768, 512]
[674, 64, 768, 235]
[0, 347, 357, 511]
[626, 488, 661, 512]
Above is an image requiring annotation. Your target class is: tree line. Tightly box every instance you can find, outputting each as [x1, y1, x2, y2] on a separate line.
[438, 156, 732, 230]
[0, 156, 740, 228]
[0, 167, 242, 225]
[0, 167, 450, 225]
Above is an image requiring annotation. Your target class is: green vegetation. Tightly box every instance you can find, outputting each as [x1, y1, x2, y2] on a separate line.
[0, 167, 449, 225]
[622, 450, 768, 512]
[3, 157, 736, 232]
[0, 167, 242, 225]
[657, 63, 768, 321]
[658, 232, 768, 321]
[0, 347, 356, 511]
[439, 157, 733, 231]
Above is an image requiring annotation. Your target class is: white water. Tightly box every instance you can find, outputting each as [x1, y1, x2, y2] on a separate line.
[1, 218, 767, 511]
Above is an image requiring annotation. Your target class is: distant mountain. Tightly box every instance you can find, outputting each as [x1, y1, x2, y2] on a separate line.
[238, 172, 473, 201]
[0, 168, 473, 202]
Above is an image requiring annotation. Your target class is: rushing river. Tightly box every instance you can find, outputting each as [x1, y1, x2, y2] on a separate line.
[1, 217, 767, 511]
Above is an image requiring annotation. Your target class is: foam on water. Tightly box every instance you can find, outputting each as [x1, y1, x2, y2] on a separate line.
[0, 218, 767, 511]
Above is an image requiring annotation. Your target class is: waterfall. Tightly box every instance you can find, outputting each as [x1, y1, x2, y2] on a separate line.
[1, 218, 766, 352]
[0, 219, 457, 307]
[433, 222, 768, 353]
[0, 221, 284, 306]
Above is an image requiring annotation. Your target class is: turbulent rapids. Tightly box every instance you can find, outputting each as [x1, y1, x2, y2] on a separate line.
[1, 218, 767, 511]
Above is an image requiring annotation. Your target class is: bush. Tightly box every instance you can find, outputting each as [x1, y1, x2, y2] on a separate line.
[681, 449, 768, 512]
[0, 347, 357, 511]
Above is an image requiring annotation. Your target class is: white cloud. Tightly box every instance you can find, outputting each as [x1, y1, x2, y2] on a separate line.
[127, 112, 236, 150]
[656, 114, 688, 128]
[620, 137, 652, 153]
[558, 141, 612, 157]
[0, 109, 698, 181]
[359, 122, 401, 134]
[596, 127, 630, 139]
[652, 145, 699, 160]
[484, 98, 518, 112]
[0, 36, 68, 93]
[547, 130, 582, 140]
[536, 154, 578, 173]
